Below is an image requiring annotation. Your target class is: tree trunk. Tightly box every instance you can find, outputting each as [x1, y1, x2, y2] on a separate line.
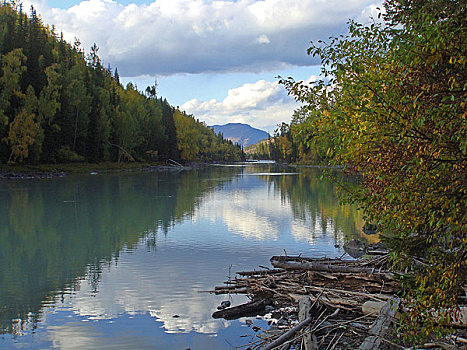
[73, 107, 79, 152]
[212, 299, 271, 320]
[359, 297, 400, 350]
[270, 256, 394, 280]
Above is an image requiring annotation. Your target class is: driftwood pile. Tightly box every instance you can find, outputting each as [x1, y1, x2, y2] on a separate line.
[212, 255, 467, 350]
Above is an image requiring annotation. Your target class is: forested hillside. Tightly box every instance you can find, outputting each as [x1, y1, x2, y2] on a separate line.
[0, 1, 243, 164]
[253, 116, 332, 164]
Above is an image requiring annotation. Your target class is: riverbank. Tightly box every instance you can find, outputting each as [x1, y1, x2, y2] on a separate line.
[290, 163, 344, 170]
[0, 160, 326, 180]
[0, 161, 205, 179]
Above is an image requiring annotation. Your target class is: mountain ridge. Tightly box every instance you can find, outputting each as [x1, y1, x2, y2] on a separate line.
[210, 123, 269, 148]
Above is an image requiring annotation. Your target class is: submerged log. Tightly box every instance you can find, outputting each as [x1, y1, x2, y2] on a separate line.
[212, 299, 271, 320]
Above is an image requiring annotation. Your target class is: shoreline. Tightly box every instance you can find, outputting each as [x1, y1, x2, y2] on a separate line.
[0, 161, 204, 180]
[0, 161, 341, 180]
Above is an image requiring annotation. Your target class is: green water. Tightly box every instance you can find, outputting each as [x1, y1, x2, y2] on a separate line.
[0, 163, 367, 349]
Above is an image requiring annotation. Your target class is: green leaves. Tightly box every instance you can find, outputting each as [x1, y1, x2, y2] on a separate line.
[0, 2, 242, 164]
[4, 86, 40, 163]
[281, 0, 466, 344]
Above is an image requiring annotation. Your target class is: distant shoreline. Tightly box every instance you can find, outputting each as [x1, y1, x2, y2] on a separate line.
[289, 163, 344, 170]
[0, 162, 201, 180]
[0, 161, 342, 180]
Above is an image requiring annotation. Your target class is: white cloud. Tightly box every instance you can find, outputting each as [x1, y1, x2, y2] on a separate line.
[196, 176, 307, 241]
[181, 79, 296, 131]
[304, 75, 318, 85]
[23, 0, 383, 77]
[291, 219, 317, 244]
[58, 252, 239, 335]
[256, 34, 270, 44]
[200, 189, 280, 240]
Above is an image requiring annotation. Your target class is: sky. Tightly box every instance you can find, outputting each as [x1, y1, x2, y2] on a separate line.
[21, 0, 382, 132]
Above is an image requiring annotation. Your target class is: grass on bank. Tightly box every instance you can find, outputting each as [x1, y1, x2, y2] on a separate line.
[0, 161, 168, 175]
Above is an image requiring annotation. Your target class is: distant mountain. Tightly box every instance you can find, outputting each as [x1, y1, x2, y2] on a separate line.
[210, 123, 270, 147]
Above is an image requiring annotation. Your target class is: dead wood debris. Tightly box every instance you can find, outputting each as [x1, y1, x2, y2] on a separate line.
[211, 255, 467, 350]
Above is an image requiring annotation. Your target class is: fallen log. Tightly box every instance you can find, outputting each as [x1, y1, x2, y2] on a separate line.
[306, 272, 399, 294]
[289, 293, 360, 310]
[359, 296, 400, 350]
[361, 302, 467, 328]
[362, 301, 388, 316]
[299, 296, 317, 350]
[270, 256, 394, 280]
[212, 299, 271, 320]
[263, 308, 340, 350]
[271, 256, 346, 264]
[215, 285, 240, 290]
[305, 285, 393, 301]
[237, 269, 286, 276]
[214, 287, 248, 294]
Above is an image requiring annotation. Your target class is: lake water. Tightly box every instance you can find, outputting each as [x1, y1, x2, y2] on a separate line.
[0, 163, 369, 349]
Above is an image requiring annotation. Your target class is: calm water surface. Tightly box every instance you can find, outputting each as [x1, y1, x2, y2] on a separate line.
[0, 163, 368, 349]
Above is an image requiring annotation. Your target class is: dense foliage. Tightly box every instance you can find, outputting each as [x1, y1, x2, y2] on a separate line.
[252, 110, 334, 164]
[0, 1, 243, 164]
[281, 0, 466, 343]
[251, 114, 333, 164]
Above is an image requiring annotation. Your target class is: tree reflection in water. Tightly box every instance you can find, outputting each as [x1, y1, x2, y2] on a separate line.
[0, 165, 369, 341]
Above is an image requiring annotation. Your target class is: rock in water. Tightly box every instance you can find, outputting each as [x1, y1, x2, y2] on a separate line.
[363, 224, 378, 235]
[217, 300, 231, 310]
[221, 300, 231, 308]
[343, 239, 366, 258]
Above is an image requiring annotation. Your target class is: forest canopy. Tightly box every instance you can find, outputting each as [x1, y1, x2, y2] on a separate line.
[0, 1, 243, 164]
[280, 0, 466, 342]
